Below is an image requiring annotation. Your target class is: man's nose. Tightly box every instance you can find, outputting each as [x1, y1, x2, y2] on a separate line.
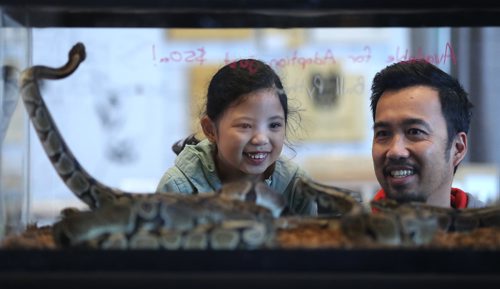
[386, 135, 410, 159]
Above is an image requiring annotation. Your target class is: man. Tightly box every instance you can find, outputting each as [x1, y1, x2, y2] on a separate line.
[370, 60, 484, 208]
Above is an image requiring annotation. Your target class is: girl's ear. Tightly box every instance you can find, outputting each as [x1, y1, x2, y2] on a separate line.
[201, 116, 217, 142]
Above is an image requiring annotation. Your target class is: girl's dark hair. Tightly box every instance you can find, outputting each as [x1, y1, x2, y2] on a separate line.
[370, 60, 473, 148]
[171, 134, 200, 155]
[205, 59, 288, 123]
[172, 59, 299, 155]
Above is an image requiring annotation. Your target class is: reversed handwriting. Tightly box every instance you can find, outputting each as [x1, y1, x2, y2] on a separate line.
[386, 42, 456, 65]
[153, 46, 206, 65]
[151, 43, 457, 68]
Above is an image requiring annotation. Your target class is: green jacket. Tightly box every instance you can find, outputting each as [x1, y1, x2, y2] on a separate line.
[156, 139, 316, 216]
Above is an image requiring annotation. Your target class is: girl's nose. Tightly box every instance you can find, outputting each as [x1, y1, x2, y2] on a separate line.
[251, 132, 269, 145]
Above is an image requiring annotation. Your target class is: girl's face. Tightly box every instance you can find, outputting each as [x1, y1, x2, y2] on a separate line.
[204, 89, 286, 183]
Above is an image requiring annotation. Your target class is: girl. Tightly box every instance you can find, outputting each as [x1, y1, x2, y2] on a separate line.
[156, 59, 316, 216]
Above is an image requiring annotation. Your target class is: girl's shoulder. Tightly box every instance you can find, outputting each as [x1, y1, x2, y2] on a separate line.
[175, 139, 217, 172]
[165, 139, 221, 193]
[271, 157, 306, 191]
[275, 156, 307, 177]
[156, 166, 193, 194]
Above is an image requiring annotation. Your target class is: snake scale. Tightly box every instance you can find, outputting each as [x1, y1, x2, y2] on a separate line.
[19, 42, 500, 249]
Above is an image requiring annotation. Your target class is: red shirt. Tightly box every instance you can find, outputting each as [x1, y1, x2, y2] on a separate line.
[373, 187, 469, 209]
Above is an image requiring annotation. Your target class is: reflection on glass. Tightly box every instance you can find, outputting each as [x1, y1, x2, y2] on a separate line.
[0, 26, 498, 229]
[1, 13, 30, 237]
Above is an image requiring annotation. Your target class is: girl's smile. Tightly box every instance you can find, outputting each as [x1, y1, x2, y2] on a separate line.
[202, 88, 286, 183]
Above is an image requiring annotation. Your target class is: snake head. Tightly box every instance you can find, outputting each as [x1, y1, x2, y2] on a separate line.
[295, 177, 362, 216]
[253, 182, 286, 217]
[70, 42, 86, 63]
[217, 180, 286, 218]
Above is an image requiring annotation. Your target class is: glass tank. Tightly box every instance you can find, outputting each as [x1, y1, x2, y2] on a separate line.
[1, 9, 30, 238]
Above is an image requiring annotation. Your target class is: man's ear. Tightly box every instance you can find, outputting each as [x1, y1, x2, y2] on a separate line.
[452, 132, 468, 167]
[201, 116, 217, 142]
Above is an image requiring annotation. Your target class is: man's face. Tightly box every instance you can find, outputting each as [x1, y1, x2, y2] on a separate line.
[372, 85, 466, 206]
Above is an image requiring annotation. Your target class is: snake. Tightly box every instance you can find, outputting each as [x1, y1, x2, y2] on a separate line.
[371, 199, 500, 232]
[19, 42, 291, 249]
[53, 183, 279, 249]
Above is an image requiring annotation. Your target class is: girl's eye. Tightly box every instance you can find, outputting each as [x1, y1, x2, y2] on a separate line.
[270, 122, 283, 129]
[238, 123, 251, 129]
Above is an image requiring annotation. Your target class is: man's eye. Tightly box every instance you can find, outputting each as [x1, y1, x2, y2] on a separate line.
[408, 128, 424, 135]
[374, 130, 389, 138]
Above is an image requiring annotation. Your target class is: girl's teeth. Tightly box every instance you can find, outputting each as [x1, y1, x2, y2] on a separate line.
[246, 153, 267, 159]
[390, 170, 414, 178]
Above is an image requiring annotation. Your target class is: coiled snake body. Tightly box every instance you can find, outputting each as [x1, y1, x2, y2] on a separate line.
[20, 43, 285, 249]
[19, 43, 500, 249]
